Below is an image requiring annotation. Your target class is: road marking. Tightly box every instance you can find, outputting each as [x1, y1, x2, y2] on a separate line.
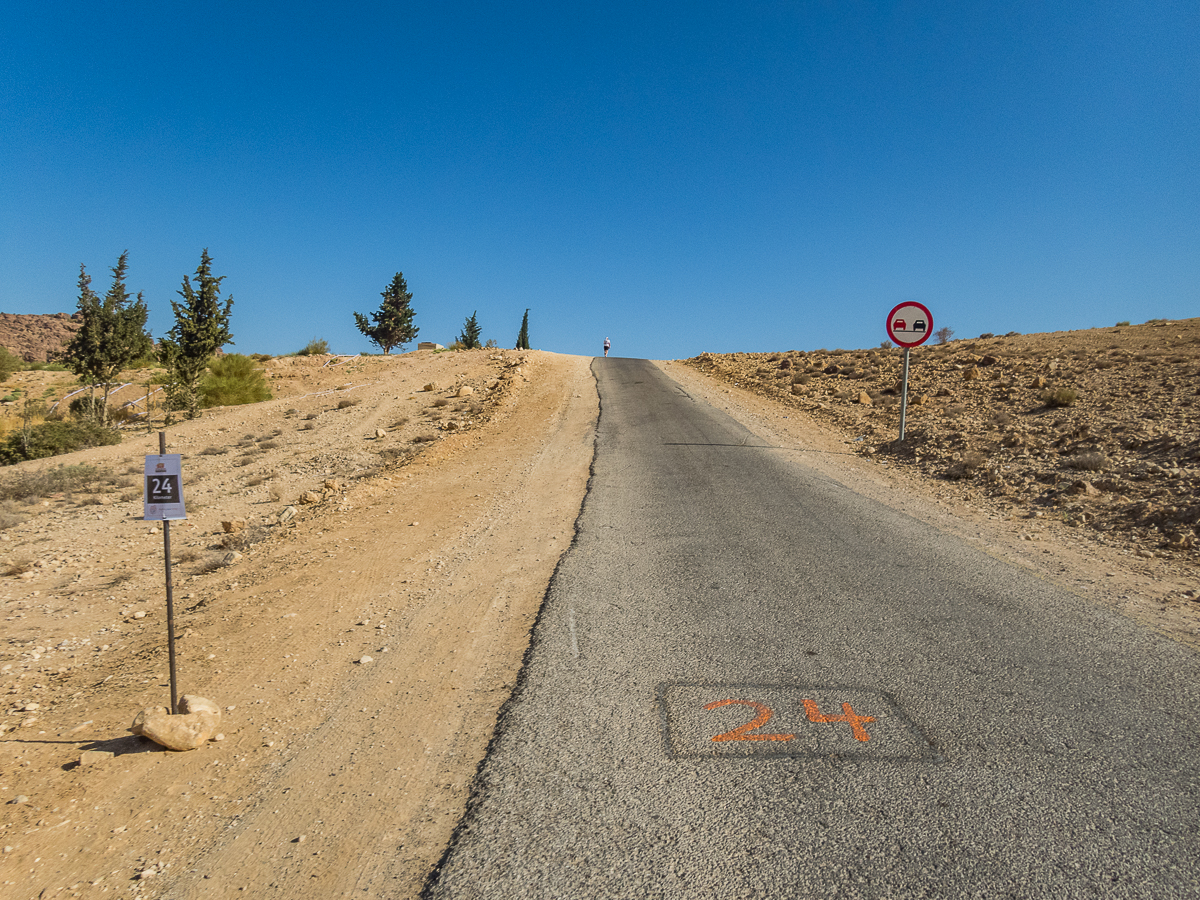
[704, 699, 795, 742]
[802, 699, 875, 742]
[659, 684, 938, 760]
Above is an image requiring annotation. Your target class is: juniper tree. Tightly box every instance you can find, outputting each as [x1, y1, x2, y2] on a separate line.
[159, 248, 234, 420]
[61, 252, 153, 424]
[354, 272, 418, 354]
[516, 308, 530, 350]
[458, 310, 482, 350]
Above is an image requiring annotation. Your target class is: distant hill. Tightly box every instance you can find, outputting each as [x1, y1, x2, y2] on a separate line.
[0, 312, 79, 361]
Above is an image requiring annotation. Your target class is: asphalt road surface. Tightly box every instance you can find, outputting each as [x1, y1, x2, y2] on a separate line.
[424, 357, 1200, 899]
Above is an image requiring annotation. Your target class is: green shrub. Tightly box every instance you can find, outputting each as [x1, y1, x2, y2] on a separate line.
[199, 354, 272, 408]
[69, 395, 104, 420]
[0, 347, 22, 382]
[1115, 321, 1130, 327]
[0, 422, 122, 465]
[297, 338, 330, 356]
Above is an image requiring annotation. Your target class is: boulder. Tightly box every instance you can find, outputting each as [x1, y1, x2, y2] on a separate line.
[856, 392, 873, 405]
[221, 518, 246, 534]
[299, 490, 322, 504]
[131, 695, 221, 751]
[456, 386, 474, 397]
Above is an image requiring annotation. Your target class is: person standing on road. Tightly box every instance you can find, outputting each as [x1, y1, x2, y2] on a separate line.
[603, 337, 611, 358]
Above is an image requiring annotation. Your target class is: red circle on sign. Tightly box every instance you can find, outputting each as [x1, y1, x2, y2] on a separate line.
[886, 302, 934, 348]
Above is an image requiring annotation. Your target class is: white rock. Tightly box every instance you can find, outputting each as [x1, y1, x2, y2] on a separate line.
[357, 655, 373, 665]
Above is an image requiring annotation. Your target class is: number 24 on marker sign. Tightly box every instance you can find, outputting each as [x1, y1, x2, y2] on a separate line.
[705, 698, 875, 743]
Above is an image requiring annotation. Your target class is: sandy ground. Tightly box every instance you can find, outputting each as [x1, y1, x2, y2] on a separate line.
[2, 346, 1196, 900]
[1, 350, 597, 899]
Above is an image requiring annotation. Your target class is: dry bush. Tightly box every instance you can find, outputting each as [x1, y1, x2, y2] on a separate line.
[218, 526, 269, 552]
[305, 412, 320, 420]
[300, 423, 315, 431]
[2, 556, 34, 576]
[412, 434, 439, 443]
[946, 450, 987, 479]
[392, 416, 410, 428]
[246, 475, 266, 487]
[0, 499, 28, 530]
[1041, 388, 1079, 408]
[943, 404, 967, 418]
[259, 440, 280, 450]
[432, 398, 450, 408]
[0, 464, 107, 503]
[1068, 451, 1108, 471]
[173, 548, 201, 564]
[337, 399, 358, 410]
[192, 554, 228, 574]
[200, 446, 224, 456]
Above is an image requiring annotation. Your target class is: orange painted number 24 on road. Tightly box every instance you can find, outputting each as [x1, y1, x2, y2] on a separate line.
[705, 698, 875, 743]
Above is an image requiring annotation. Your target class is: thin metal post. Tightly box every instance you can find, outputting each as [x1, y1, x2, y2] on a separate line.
[898, 348, 911, 442]
[159, 431, 179, 714]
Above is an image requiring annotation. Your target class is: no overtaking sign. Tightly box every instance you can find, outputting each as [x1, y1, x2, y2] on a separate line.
[886, 301, 933, 348]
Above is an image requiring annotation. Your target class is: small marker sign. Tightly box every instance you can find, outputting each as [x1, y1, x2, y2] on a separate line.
[144, 455, 186, 520]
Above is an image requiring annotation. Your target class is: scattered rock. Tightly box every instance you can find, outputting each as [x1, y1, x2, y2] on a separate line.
[221, 518, 247, 534]
[456, 386, 474, 397]
[1069, 480, 1101, 497]
[357, 655, 373, 665]
[856, 392, 873, 405]
[374, 428, 388, 438]
[299, 491, 323, 504]
[278, 506, 298, 524]
[422, 383, 437, 392]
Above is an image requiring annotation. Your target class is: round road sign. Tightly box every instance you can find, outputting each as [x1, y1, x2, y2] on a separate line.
[886, 302, 934, 348]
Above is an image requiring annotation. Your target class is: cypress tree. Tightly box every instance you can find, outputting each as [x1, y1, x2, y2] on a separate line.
[516, 308, 530, 350]
[62, 252, 153, 424]
[354, 272, 418, 354]
[458, 311, 482, 350]
[159, 248, 234, 420]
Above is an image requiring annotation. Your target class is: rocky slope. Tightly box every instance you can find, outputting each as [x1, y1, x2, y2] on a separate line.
[0, 313, 79, 362]
[683, 318, 1200, 564]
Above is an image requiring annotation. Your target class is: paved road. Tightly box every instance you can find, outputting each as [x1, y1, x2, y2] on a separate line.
[424, 357, 1200, 899]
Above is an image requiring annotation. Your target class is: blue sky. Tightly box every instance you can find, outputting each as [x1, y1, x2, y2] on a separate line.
[2, 2, 1196, 360]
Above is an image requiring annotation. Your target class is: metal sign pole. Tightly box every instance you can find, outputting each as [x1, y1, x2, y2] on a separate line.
[159, 431, 179, 714]
[898, 347, 911, 442]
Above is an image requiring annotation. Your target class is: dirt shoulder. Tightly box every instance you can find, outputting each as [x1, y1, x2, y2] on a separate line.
[660, 359, 1200, 650]
[0, 350, 598, 899]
